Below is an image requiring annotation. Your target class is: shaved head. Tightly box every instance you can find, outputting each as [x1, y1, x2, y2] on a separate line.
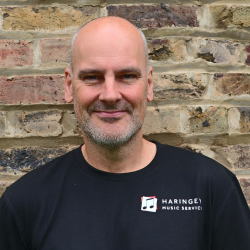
[70, 16, 149, 75]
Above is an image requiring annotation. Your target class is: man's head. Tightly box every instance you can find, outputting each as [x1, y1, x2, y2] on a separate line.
[69, 19, 150, 77]
[65, 17, 153, 149]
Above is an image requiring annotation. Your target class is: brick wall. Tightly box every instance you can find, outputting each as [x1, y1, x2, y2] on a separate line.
[0, 0, 249, 207]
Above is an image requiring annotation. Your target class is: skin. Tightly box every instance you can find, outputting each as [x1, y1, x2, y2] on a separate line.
[65, 17, 156, 173]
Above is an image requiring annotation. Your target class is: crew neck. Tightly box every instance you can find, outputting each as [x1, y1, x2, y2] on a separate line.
[73, 141, 166, 182]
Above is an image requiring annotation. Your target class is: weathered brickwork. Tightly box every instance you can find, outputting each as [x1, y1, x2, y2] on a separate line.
[0, 110, 81, 138]
[0, 112, 5, 136]
[107, 4, 199, 28]
[214, 74, 250, 97]
[40, 38, 72, 67]
[187, 106, 228, 134]
[191, 39, 242, 64]
[148, 38, 186, 62]
[245, 45, 250, 66]
[0, 76, 65, 105]
[239, 178, 250, 204]
[148, 37, 247, 65]
[0, 40, 33, 67]
[153, 73, 206, 100]
[0, 146, 77, 175]
[238, 107, 250, 133]
[143, 106, 180, 135]
[211, 145, 250, 171]
[2, 6, 99, 31]
[0, 1, 249, 208]
[210, 5, 250, 29]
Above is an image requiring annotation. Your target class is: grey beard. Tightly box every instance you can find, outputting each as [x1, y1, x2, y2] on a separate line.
[74, 100, 147, 150]
[80, 114, 143, 150]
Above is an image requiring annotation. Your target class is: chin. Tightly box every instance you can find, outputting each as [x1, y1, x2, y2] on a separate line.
[83, 123, 142, 149]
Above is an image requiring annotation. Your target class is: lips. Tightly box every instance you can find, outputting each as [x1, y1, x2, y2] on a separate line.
[94, 110, 127, 118]
[88, 101, 133, 116]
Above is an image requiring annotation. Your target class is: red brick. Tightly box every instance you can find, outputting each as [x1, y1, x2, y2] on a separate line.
[0, 75, 65, 105]
[107, 4, 198, 29]
[40, 38, 71, 66]
[239, 178, 250, 204]
[0, 40, 33, 67]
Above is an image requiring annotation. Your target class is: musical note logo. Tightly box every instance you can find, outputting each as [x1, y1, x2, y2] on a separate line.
[141, 196, 157, 212]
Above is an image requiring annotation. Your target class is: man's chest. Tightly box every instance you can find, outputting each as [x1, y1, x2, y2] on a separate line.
[37, 182, 210, 250]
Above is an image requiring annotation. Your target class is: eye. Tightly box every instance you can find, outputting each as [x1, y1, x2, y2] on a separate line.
[119, 74, 138, 82]
[123, 74, 136, 79]
[81, 75, 103, 84]
[84, 75, 99, 81]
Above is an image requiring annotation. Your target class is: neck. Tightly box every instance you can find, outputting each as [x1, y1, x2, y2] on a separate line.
[81, 131, 156, 173]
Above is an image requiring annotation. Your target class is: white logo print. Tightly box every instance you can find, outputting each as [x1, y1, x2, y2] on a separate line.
[141, 196, 157, 212]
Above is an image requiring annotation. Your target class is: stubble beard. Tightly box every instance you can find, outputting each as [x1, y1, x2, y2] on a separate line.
[74, 99, 147, 150]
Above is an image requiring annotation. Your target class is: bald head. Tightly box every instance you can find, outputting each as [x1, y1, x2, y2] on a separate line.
[70, 17, 149, 75]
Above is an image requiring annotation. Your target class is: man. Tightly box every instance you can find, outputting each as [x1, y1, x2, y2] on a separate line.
[0, 17, 250, 250]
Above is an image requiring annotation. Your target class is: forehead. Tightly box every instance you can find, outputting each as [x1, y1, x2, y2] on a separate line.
[72, 21, 146, 71]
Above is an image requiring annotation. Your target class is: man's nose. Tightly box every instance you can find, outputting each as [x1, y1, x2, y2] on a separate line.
[99, 77, 122, 104]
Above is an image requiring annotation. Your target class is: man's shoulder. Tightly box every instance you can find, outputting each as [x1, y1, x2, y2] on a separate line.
[156, 141, 236, 182]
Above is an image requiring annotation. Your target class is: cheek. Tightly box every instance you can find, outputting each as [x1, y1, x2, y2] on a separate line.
[73, 85, 100, 107]
[124, 87, 148, 107]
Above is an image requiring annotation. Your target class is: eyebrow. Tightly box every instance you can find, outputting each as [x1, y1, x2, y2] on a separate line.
[77, 67, 142, 79]
[77, 69, 103, 79]
[116, 67, 142, 77]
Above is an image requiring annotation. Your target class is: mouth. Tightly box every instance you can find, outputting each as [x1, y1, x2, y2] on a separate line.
[94, 110, 127, 118]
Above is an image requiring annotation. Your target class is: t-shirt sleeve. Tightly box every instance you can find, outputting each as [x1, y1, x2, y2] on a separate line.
[211, 176, 250, 250]
[0, 193, 28, 250]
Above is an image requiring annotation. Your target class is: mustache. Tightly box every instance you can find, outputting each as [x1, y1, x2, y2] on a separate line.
[87, 101, 133, 114]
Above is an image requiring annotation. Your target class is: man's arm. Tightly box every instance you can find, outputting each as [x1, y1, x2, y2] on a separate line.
[211, 177, 250, 250]
[0, 193, 29, 250]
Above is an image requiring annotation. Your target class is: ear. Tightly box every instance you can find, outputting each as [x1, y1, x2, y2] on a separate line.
[65, 68, 74, 103]
[147, 66, 154, 102]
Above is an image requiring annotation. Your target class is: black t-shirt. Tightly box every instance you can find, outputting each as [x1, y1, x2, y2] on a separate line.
[0, 142, 250, 249]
